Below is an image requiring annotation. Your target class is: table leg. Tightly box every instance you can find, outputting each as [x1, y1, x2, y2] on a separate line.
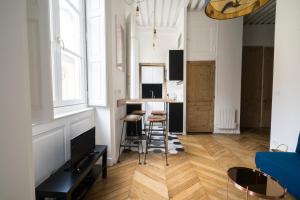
[35, 193, 44, 200]
[102, 149, 107, 178]
[166, 102, 169, 132]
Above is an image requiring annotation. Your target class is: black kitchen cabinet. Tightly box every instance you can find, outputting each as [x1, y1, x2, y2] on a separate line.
[169, 50, 183, 81]
[142, 84, 162, 99]
[169, 102, 183, 133]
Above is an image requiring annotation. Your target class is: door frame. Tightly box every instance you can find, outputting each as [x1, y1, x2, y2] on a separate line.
[186, 61, 215, 134]
[139, 63, 166, 99]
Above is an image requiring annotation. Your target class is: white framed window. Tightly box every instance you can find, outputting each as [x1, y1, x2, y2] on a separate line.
[50, 0, 107, 111]
[50, 0, 87, 108]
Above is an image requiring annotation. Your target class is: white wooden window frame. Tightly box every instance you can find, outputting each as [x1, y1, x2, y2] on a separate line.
[50, 0, 87, 108]
[86, 0, 107, 107]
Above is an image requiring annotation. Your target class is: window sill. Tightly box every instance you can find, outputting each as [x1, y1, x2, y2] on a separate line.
[54, 107, 94, 120]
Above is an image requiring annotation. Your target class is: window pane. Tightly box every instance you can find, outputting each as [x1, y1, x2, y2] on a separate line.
[61, 51, 83, 101]
[59, 0, 82, 55]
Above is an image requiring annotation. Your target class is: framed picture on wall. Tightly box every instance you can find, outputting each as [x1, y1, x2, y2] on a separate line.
[115, 15, 126, 71]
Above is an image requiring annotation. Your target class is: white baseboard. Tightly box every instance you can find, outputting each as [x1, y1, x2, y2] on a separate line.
[107, 157, 115, 166]
[213, 128, 240, 134]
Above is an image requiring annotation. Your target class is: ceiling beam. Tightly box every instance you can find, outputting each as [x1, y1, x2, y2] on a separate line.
[244, 1, 274, 23]
[187, 0, 192, 10]
[196, 0, 205, 11]
[154, 0, 160, 27]
[265, 15, 275, 24]
[139, 1, 147, 26]
[159, 0, 165, 27]
[173, 0, 185, 27]
[146, 0, 151, 26]
[190, 0, 199, 10]
[162, 0, 170, 27]
[171, 0, 182, 27]
[250, 1, 276, 24]
[153, 0, 157, 27]
[166, 0, 174, 27]
[260, 11, 275, 24]
[253, 6, 276, 24]
[244, 0, 276, 24]
[247, 5, 275, 24]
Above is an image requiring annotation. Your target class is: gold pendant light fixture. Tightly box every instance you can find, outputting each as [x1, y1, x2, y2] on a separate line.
[205, 0, 269, 20]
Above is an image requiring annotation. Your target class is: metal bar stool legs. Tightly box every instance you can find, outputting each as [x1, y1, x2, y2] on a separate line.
[162, 121, 169, 166]
[118, 115, 143, 164]
[132, 110, 146, 153]
[144, 116, 169, 166]
[144, 121, 153, 164]
[118, 121, 126, 163]
[135, 121, 141, 164]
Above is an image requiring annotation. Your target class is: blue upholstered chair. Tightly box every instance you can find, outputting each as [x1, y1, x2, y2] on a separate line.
[255, 134, 300, 199]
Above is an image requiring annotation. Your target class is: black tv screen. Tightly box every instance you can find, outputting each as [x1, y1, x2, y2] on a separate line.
[71, 127, 95, 167]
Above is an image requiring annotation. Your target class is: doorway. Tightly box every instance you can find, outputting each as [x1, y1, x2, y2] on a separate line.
[187, 61, 215, 133]
[240, 47, 274, 129]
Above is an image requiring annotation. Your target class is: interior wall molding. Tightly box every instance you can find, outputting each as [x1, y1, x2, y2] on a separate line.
[32, 110, 95, 186]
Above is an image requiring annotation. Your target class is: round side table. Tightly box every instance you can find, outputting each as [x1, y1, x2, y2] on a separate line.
[227, 167, 286, 200]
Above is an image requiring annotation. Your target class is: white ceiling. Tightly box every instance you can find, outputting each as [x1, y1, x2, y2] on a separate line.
[134, 0, 276, 28]
[244, 0, 276, 25]
[135, 0, 184, 28]
[187, 0, 206, 11]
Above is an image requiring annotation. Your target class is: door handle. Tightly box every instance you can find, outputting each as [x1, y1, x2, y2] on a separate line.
[56, 36, 65, 50]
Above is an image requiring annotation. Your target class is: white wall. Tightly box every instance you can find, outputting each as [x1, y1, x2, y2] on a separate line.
[137, 27, 178, 63]
[270, 0, 300, 151]
[127, 13, 141, 99]
[0, 1, 35, 199]
[187, 12, 218, 60]
[27, 0, 53, 124]
[95, 0, 128, 165]
[110, 1, 131, 164]
[176, 7, 185, 49]
[243, 24, 275, 47]
[187, 11, 243, 134]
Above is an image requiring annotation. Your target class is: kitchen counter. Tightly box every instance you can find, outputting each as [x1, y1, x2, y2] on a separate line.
[117, 98, 182, 107]
[126, 98, 178, 103]
[118, 98, 184, 133]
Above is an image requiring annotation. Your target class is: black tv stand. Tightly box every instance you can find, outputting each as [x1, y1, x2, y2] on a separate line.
[36, 145, 107, 200]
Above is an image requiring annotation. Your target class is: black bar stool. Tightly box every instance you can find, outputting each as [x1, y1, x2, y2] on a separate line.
[144, 115, 169, 166]
[118, 114, 143, 164]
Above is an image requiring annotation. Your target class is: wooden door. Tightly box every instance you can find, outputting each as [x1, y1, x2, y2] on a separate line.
[261, 47, 274, 127]
[187, 61, 215, 133]
[241, 47, 263, 128]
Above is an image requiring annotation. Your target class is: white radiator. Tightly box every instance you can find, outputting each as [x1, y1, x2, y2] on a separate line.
[217, 108, 236, 129]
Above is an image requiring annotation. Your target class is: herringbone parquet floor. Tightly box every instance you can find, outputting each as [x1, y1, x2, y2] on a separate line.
[85, 130, 295, 200]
